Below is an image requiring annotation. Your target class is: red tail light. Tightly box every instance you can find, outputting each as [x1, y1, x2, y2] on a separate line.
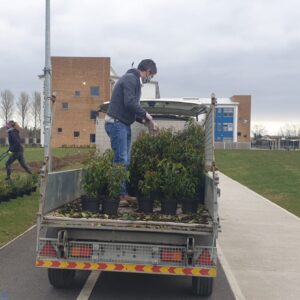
[40, 241, 57, 257]
[198, 249, 213, 265]
[161, 249, 183, 262]
[70, 245, 93, 258]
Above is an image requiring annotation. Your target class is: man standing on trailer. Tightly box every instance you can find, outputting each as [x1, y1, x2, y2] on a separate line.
[105, 59, 158, 206]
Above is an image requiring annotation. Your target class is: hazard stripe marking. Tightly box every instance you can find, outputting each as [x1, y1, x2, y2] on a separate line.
[35, 260, 216, 277]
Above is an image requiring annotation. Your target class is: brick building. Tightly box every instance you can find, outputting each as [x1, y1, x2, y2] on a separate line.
[231, 95, 251, 143]
[51, 56, 111, 147]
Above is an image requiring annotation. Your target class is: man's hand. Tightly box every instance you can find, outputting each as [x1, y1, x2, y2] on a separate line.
[145, 112, 153, 121]
[144, 119, 159, 133]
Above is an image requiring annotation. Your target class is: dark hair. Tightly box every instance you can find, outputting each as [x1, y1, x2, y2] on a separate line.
[8, 120, 16, 127]
[137, 59, 157, 75]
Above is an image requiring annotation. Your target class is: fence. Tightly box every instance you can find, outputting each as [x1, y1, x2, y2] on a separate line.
[215, 142, 251, 150]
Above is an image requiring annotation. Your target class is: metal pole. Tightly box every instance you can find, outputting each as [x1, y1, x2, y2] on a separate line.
[44, 0, 52, 171]
[37, 0, 52, 253]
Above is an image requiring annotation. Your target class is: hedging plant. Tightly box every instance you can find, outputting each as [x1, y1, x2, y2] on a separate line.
[82, 150, 113, 197]
[129, 120, 205, 211]
[129, 129, 173, 195]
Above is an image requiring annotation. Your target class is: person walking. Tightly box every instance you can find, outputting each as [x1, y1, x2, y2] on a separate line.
[105, 59, 158, 206]
[5, 120, 32, 180]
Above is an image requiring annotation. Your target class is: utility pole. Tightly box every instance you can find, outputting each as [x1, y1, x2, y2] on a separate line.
[44, 0, 52, 171]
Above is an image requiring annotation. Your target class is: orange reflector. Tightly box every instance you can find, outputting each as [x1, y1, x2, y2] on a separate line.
[40, 241, 57, 257]
[161, 249, 183, 262]
[70, 245, 93, 257]
[198, 249, 213, 265]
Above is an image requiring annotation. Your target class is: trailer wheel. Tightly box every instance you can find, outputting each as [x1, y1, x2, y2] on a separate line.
[192, 277, 214, 297]
[48, 268, 75, 288]
[46, 228, 75, 288]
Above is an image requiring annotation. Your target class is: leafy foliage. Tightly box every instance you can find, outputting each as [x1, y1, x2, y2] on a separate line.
[82, 150, 113, 197]
[129, 120, 205, 204]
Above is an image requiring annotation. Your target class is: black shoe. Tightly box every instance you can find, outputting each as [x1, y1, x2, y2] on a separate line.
[5, 177, 10, 181]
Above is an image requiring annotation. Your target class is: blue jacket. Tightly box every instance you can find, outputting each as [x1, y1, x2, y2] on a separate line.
[107, 68, 146, 125]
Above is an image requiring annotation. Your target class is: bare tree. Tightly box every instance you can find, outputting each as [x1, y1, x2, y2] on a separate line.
[17, 91, 30, 128]
[0, 90, 15, 125]
[279, 123, 300, 137]
[251, 124, 267, 139]
[31, 91, 42, 140]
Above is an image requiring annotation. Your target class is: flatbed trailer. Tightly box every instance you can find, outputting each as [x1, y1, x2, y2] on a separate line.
[35, 96, 220, 297]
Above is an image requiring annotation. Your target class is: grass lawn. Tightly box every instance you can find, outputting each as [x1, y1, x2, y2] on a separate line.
[215, 149, 300, 218]
[0, 146, 93, 168]
[0, 192, 38, 247]
[0, 147, 92, 247]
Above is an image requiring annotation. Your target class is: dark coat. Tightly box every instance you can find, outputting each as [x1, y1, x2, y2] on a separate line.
[107, 68, 146, 125]
[8, 128, 23, 152]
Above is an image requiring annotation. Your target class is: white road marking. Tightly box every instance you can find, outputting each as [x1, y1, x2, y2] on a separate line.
[0, 224, 36, 251]
[76, 271, 101, 300]
[217, 241, 246, 300]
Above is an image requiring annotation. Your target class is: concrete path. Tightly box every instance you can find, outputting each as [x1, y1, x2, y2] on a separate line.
[218, 173, 300, 300]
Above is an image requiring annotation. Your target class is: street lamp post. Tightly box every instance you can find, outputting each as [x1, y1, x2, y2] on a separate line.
[44, 0, 52, 171]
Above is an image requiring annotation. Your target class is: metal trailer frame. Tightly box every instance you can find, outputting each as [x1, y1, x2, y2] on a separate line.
[35, 95, 219, 297]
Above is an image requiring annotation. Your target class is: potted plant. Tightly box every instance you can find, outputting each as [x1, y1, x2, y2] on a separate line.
[81, 153, 111, 212]
[158, 160, 187, 215]
[0, 179, 9, 202]
[179, 175, 197, 214]
[102, 163, 128, 216]
[7, 175, 24, 199]
[137, 170, 160, 213]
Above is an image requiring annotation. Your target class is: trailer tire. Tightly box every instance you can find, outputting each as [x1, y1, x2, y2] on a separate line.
[192, 277, 214, 297]
[46, 228, 75, 288]
[48, 268, 75, 288]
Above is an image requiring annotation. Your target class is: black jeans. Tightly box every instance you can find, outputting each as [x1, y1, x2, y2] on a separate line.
[6, 151, 32, 178]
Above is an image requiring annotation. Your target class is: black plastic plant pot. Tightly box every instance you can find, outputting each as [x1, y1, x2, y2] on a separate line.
[0, 194, 9, 202]
[81, 195, 100, 213]
[182, 200, 198, 214]
[138, 197, 154, 213]
[161, 199, 177, 215]
[102, 198, 120, 216]
[24, 189, 32, 196]
[8, 192, 17, 199]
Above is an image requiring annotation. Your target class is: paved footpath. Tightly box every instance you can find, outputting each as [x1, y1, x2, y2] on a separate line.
[218, 173, 300, 300]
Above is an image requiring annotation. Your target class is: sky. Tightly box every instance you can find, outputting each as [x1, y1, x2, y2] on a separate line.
[0, 0, 299, 134]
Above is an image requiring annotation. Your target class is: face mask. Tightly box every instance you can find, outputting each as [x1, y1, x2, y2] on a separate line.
[142, 75, 153, 84]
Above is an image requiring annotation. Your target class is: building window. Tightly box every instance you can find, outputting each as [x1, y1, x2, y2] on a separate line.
[90, 111, 98, 120]
[237, 132, 241, 136]
[223, 108, 234, 117]
[62, 102, 68, 109]
[74, 131, 80, 138]
[90, 86, 100, 96]
[217, 124, 222, 132]
[216, 108, 222, 116]
[223, 123, 233, 132]
[57, 128, 62, 133]
[75, 91, 80, 97]
[90, 134, 96, 144]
